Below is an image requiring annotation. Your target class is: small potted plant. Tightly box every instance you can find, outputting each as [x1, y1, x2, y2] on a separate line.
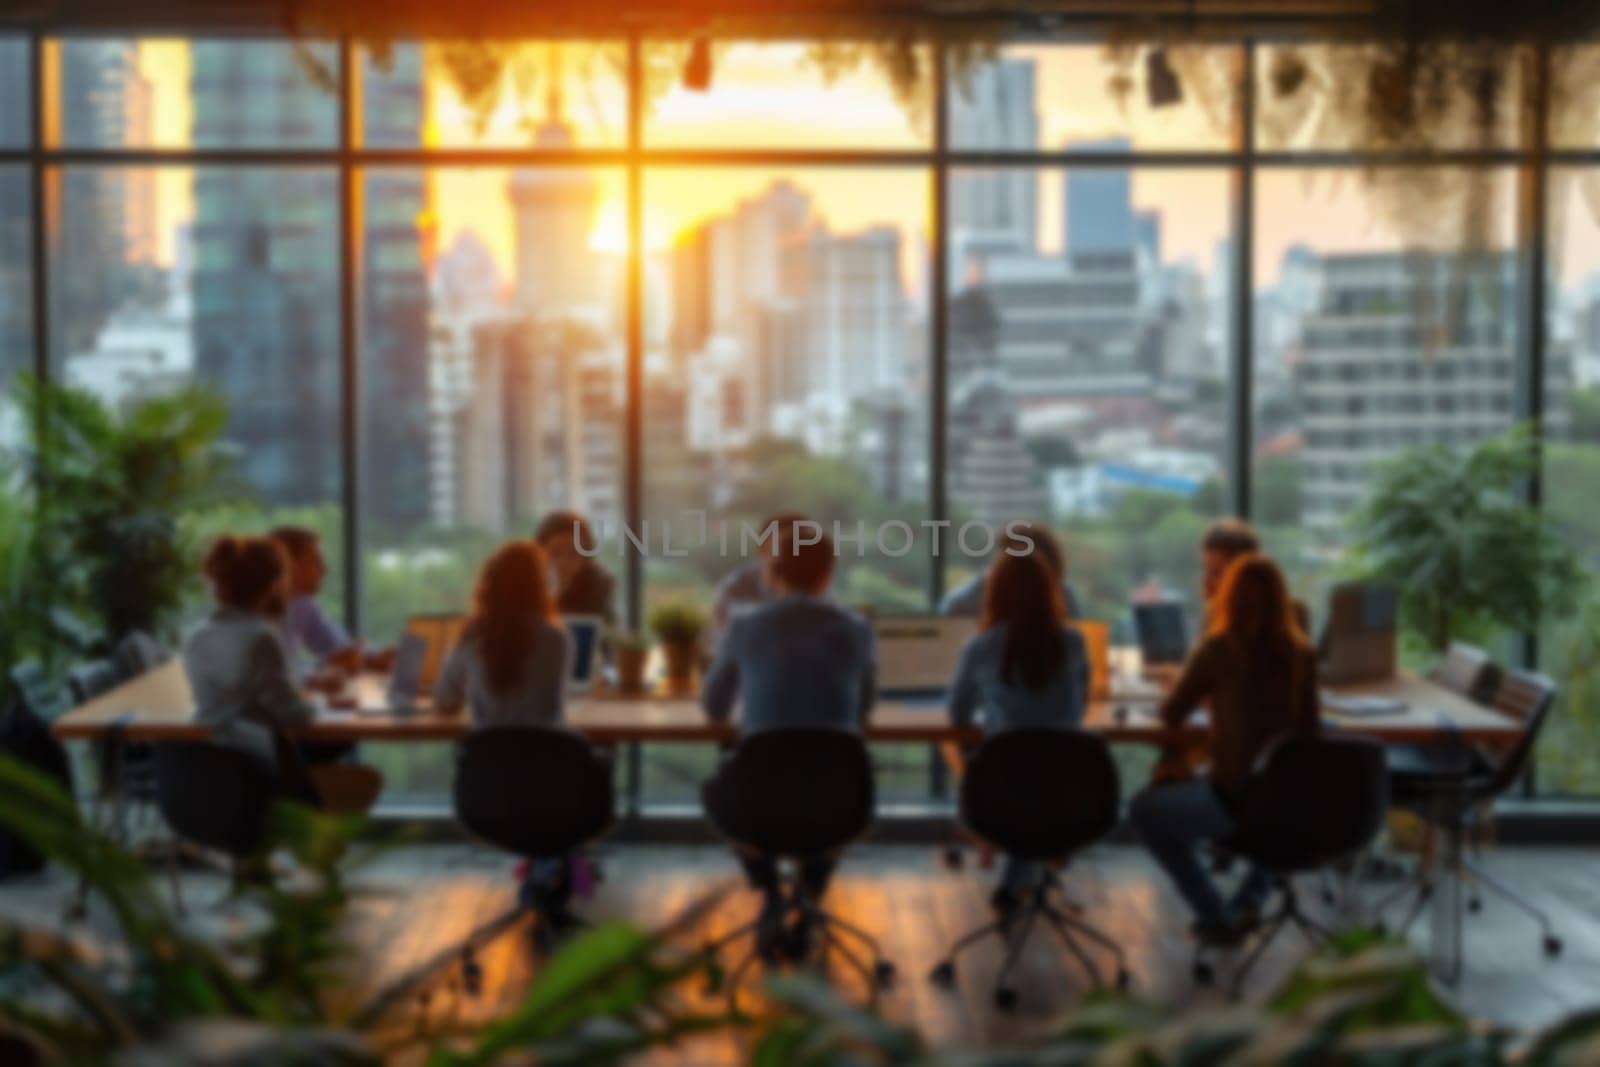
[609, 628, 649, 694]
[648, 604, 706, 689]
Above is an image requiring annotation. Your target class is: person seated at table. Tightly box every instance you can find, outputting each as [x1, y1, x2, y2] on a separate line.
[948, 549, 1089, 920]
[1197, 517, 1311, 640]
[435, 538, 602, 922]
[433, 539, 571, 729]
[269, 525, 395, 678]
[706, 512, 809, 650]
[184, 535, 324, 807]
[534, 511, 616, 624]
[940, 521, 1083, 620]
[700, 527, 876, 936]
[1129, 553, 1319, 945]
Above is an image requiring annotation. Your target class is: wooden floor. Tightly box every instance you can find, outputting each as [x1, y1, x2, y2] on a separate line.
[4, 843, 1598, 1062]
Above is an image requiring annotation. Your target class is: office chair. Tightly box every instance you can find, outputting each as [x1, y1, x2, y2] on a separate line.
[1379, 670, 1561, 982]
[153, 740, 277, 914]
[66, 656, 163, 848]
[453, 726, 615, 960]
[700, 728, 893, 1002]
[9, 662, 70, 724]
[929, 729, 1127, 1010]
[1199, 734, 1388, 996]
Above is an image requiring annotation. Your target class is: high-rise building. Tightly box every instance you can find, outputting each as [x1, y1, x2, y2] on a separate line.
[122, 68, 158, 265]
[508, 83, 602, 318]
[948, 58, 1039, 278]
[189, 41, 429, 521]
[1063, 138, 1136, 256]
[1293, 250, 1573, 545]
[56, 42, 139, 357]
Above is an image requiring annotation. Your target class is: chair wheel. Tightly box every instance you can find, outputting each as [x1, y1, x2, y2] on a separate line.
[1468, 898, 1482, 914]
[1193, 960, 1215, 985]
[1115, 969, 1132, 992]
[1545, 936, 1563, 957]
[874, 960, 896, 988]
[929, 961, 955, 987]
[942, 846, 964, 870]
[994, 986, 1018, 1011]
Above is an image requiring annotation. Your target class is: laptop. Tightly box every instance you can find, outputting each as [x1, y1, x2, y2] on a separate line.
[562, 614, 603, 696]
[1133, 601, 1190, 667]
[385, 631, 429, 714]
[873, 615, 977, 700]
[402, 612, 466, 691]
[1319, 581, 1399, 685]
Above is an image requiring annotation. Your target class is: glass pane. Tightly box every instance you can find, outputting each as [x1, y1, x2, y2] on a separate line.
[948, 166, 1232, 627]
[644, 166, 931, 804]
[1537, 167, 1600, 795]
[48, 163, 343, 604]
[1, 167, 30, 444]
[358, 164, 626, 803]
[50, 38, 337, 148]
[360, 40, 626, 148]
[1253, 168, 1519, 643]
[1, 36, 27, 146]
[1553, 46, 1600, 148]
[950, 43, 1239, 153]
[1256, 44, 1524, 152]
[644, 41, 932, 149]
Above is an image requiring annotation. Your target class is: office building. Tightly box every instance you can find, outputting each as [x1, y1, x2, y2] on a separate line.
[1063, 137, 1137, 256]
[508, 85, 603, 318]
[949, 58, 1039, 277]
[1293, 249, 1573, 544]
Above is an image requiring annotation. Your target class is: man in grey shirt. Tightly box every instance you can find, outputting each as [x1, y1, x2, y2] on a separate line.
[700, 525, 875, 951]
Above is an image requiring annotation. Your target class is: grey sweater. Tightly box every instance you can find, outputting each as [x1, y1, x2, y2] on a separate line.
[433, 621, 571, 728]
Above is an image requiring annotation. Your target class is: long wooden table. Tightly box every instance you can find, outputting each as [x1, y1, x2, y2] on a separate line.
[53, 657, 1522, 748]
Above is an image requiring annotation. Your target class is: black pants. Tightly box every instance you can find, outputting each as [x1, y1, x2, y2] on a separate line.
[701, 767, 836, 899]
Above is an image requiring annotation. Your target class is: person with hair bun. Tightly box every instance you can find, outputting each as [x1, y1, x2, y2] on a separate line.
[183, 535, 320, 799]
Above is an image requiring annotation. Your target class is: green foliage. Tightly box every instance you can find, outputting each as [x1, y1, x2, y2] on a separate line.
[0, 755, 387, 1063]
[1569, 386, 1600, 445]
[648, 603, 706, 645]
[1349, 424, 1583, 652]
[10, 374, 245, 648]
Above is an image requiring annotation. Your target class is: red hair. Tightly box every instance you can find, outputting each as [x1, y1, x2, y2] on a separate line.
[981, 550, 1068, 692]
[1207, 553, 1309, 652]
[203, 535, 287, 613]
[468, 540, 559, 695]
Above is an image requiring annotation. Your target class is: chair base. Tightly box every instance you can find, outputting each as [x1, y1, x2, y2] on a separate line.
[929, 869, 1129, 1011]
[702, 872, 895, 1009]
[1195, 881, 1331, 998]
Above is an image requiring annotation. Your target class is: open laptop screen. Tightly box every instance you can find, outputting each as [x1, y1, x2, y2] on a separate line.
[873, 616, 977, 698]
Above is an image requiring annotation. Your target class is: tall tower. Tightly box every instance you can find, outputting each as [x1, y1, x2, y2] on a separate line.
[1063, 137, 1136, 255]
[508, 63, 601, 317]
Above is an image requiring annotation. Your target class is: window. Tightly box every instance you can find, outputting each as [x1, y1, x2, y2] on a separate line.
[645, 41, 932, 149]
[1, 36, 26, 147]
[951, 43, 1240, 153]
[47, 39, 338, 149]
[1252, 167, 1519, 627]
[0, 167, 29, 429]
[359, 41, 626, 148]
[1536, 167, 1600, 796]
[46, 163, 344, 604]
[948, 167, 1233, 623]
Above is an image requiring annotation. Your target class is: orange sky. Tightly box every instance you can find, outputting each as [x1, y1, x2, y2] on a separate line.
[131, 40, 1587, 290]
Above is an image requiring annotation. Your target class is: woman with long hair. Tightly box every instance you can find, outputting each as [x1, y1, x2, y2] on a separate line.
[434, 539, 570, 727]
[1130, 552, 1319, 944]
[948, 548, 1090, 915]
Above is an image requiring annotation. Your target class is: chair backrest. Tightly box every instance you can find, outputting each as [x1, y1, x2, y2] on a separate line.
[1231, 734, 1389, 872]
[716, 728, 875, 858]
[111, 631, 172, 681]
[960, 728, 1120, 861]
[1476, 670, 1558, 802]
[453, 726, 615, 859]
[153, 742, 276, 858]
[66, 659, 122, 706]
[8, 662, 70, 724]
[1432, 642, 1499, 705]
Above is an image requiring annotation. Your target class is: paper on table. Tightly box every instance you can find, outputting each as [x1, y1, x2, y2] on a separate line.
[1322, 691, 1407, 717]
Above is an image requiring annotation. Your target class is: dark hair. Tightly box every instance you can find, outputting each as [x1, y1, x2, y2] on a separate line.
[753, 512, 810, 553]
[1000, 520, 1065, 578]
[1202, 517, 1260, 560]
[268, 525, 319, 560]
[469, 540, 559, 696]
[534, 511, 599, 554]
[203, 535, 287, 613]
[769, 525, 835, 592]
[982, 550, 1068, 692]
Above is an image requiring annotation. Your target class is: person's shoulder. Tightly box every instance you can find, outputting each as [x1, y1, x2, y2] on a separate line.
[1061, 623, 1088, 649]
[938, 574, 982, 615]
